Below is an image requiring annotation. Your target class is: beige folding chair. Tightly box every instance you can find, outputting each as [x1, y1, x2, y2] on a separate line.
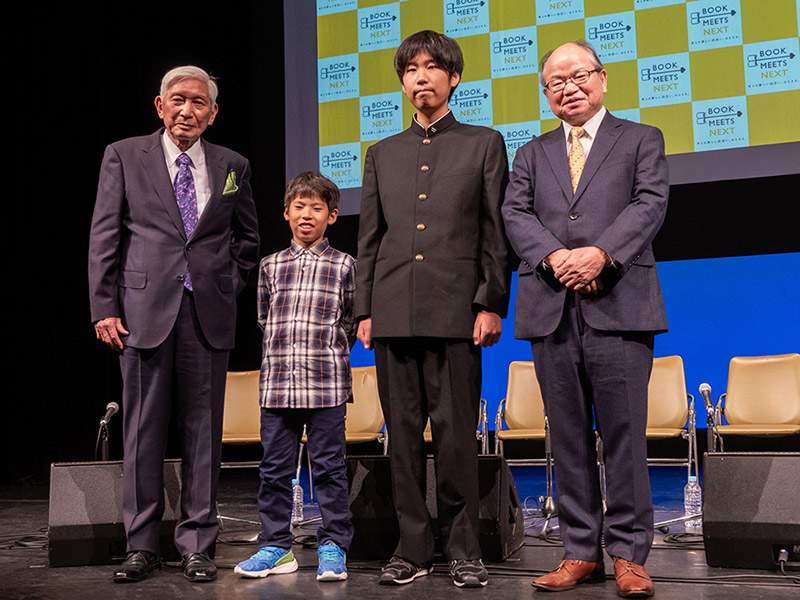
[494, 361, 556, 535]
[422, 398, 489, 454]
[711, 353, 800, 451]
[494, 361, 547, 459]
[645, 356, 698, 476]
[221, 370, 261, 447]
[346, 365, 387, 452]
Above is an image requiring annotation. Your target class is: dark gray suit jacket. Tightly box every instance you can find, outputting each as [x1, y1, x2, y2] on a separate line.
[88, 129, 259, 350]
[356, 113, 510, 339]
[502, 112, 669, 339]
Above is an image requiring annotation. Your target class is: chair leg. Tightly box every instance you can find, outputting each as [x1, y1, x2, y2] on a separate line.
[538, 418, 558, 538]
[596, 433, 607, 514]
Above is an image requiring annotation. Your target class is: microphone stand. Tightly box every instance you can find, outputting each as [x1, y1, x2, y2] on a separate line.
[538, 416, 558, 538]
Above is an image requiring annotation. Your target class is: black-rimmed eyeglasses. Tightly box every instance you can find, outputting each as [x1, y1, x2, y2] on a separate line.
[543, 69, 601, 93]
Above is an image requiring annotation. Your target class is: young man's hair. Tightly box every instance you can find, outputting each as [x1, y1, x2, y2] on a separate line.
[394, 30, 464, 98]
[284, 171, 340, 211]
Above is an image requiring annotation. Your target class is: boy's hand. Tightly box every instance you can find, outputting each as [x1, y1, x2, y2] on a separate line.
[357, 318, 373, 350]
[473, 311, 502, 347]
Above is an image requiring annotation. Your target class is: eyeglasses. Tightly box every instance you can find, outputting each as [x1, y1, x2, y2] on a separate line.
[543, 69, 601, 93]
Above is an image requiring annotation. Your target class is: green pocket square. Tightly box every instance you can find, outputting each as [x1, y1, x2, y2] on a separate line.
[223, 171, 239, 195]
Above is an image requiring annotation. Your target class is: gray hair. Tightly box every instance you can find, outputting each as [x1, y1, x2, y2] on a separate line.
[160, 65, 219, 105]
[539, 40, 603, 87]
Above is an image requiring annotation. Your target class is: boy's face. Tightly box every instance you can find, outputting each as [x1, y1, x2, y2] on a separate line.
[401, 50, 460, 122]
[284, 195, 337, 249]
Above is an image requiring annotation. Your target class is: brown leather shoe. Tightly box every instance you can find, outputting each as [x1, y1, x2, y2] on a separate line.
[532, 559, 605, 591]
[613, 558, 654, 598]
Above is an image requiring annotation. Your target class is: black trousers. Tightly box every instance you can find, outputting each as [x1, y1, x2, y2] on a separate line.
[118, 289, 228, 556]
[374, 337, 482, 563]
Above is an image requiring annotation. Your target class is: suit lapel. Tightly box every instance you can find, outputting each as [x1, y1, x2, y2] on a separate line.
[571, 113, 623, 205]
[541, 128, 573, 203]
[139, 130, 187, 240]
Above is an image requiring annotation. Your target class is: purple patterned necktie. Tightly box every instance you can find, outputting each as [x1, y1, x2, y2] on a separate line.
[174, 153, 197, 290]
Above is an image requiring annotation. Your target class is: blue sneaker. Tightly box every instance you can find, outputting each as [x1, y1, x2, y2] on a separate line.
[317, 542, 348, 581]
[234, 546, 298, 578]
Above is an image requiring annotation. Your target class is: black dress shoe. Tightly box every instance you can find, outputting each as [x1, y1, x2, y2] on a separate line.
[183, 552, 217, 582]
[113, 551, 161, 582]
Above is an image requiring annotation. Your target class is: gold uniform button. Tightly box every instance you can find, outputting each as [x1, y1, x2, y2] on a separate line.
[420, 164, 430, 172]
[416, 223, 426, 231]
[415, 253, 424, 262]
[422, 138, 431, 145]
[418, 193, 427, 200]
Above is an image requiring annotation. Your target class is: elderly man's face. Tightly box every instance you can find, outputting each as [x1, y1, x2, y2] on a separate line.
[155, 78, 218, 151]
[542, 43, 607, 126]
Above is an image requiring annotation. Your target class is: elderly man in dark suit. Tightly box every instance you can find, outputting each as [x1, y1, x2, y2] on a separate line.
[356, 30, 509, 589]
[89, 65, 259, 583]
[502, 41, 668, 598]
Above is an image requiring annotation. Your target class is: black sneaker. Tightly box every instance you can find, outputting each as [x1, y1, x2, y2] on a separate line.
[450, 559, 489, 587]
[378, 555, 433, 585]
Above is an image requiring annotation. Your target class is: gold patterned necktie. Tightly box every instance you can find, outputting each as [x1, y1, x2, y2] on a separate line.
[569, 126, 585, 193]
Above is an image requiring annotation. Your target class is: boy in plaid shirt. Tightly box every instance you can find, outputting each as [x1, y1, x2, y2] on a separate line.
[235, 171, 356, 581]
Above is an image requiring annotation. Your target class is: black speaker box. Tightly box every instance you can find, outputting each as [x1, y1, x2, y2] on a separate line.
[703, 452, 800, 570]
[346, 454, 524, 562]
[48, 460, 182, 567]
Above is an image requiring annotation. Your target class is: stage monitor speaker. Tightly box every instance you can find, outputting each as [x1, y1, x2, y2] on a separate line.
[347, 454, 524, 562]
[48, 459, 182, 567]
[703, 452, 800, 570]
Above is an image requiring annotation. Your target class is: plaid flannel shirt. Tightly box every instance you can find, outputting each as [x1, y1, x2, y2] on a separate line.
[258, 239, 356, 408]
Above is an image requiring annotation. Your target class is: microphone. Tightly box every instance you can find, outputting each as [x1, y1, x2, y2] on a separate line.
[699, 383, 713, 412]
[100, 402, 119, 426]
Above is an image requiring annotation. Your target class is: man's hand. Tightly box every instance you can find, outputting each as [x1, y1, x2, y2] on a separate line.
[473, 311, 502, 347]
[94, 317, 129, 351]
[552, 246, 609, 291]
[357, 317, 373, 351]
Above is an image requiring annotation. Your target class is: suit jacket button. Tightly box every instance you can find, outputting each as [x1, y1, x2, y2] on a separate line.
[422, 138, 431, 145]
[415, 253, 424, 262]
[176, 275, 185, 282]
[420, 165, 430, 172]
[416, 223, 426, 231]
[569, 213, 579, 220]
[418, 193, 427, 200]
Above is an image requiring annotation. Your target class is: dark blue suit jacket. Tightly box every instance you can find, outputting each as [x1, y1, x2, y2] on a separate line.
[502, 112, 669, 339]
[88, 129, 259, 349]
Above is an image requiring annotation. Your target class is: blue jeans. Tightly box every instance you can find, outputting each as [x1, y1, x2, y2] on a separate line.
[256, 403, 353, 551]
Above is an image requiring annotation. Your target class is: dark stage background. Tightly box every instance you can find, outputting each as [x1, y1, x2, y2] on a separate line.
[8, 2, 799, 483]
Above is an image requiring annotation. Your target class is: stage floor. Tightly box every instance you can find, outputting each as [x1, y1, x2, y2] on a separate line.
[2, 465, 798, 599]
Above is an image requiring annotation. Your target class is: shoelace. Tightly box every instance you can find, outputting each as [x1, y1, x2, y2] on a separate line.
[319, 545, 343, 562]
[254, 547, 286, 562]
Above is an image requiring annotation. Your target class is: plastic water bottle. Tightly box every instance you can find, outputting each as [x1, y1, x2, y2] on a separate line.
[683, 475, 702, 533]
[291, 478, 304, 525]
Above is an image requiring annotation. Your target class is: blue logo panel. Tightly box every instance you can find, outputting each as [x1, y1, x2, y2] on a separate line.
[490, 27, 538, 79]
[319, 143, 361, 190]
[316, 0, 357, 17]
[536, 0, 584, 25]
[444, 0, 490, 37]
[612, 108, 641, 123]
[318, 54, 360, 103]
[693, 96, 748, 151]
[494, 122, 541, 170]
[634, 0, 685, 8]
[539, 92, 556, 121]
[687, 0, 742, 51]
[360, 92, 404, 141]
[586, 11, 637, 64]
[450, 80, 493, 126]
[358, 3, 400, 52]
[743, 38, 800, 96]
[638, 53, 691, 107]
